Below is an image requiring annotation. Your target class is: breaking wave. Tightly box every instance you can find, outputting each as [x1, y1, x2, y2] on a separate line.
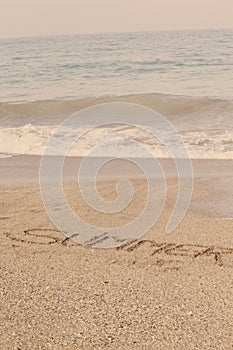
[0, 93, 233, 159]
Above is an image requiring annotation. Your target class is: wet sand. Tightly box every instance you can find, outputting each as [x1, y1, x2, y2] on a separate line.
[0, 156, 232, 349]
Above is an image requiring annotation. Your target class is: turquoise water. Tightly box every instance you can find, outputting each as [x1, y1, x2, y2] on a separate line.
[1, 29, 233, 102]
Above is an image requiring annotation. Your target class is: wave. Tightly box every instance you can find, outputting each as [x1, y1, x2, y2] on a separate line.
[0, 93, 232, 159]
[0, 93, 233, 125]
[0, 122, 233, 159]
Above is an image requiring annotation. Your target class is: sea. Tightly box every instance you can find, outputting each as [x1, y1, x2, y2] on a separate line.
[0, 29, 233, 159]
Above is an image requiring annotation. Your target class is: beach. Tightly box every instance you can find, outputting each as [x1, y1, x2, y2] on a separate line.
[1, 29, 233, 349]
[0, 155, 232, 349]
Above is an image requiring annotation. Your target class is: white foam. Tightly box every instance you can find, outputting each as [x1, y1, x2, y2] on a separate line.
[0, 153, 13, 159]
[0, 123, 233, 159]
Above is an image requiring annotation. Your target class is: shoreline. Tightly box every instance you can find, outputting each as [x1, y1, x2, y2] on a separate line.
[1, 154, 233, 184]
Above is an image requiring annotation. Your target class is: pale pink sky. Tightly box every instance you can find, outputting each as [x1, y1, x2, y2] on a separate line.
[1, 0, 233, 38]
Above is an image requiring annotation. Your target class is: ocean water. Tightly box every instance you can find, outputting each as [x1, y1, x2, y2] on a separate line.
[1, 29, 233, 102]
[0, 29, 233, 159]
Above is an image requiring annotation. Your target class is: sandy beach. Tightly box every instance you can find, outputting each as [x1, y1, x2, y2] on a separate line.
[1, 4, 233, 348]
[0, 156, 232, 349]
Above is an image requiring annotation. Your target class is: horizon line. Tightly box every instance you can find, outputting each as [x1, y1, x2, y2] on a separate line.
[1, 26, 233, 41]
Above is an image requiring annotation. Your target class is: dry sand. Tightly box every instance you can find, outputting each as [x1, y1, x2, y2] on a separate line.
[0, 156, 232, 349]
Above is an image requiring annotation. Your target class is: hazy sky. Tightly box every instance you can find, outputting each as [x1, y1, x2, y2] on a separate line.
[1, 0, 233, 38]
